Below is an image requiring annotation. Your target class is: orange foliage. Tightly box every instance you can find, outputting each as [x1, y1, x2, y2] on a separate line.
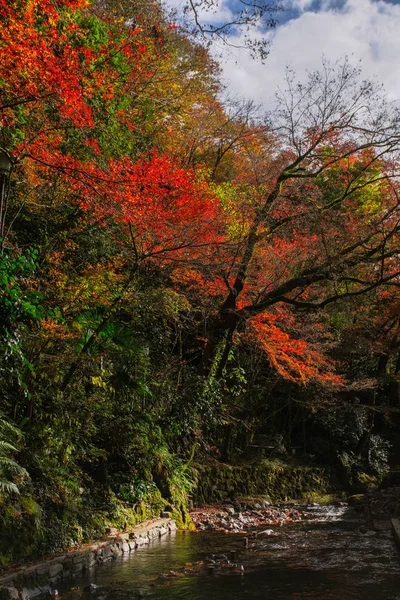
[247, 313, 344, 386]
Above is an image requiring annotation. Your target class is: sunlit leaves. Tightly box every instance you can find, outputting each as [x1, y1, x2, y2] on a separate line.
[247, 312, 343, 386]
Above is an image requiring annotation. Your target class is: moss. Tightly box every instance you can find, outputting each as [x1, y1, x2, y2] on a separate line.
[0, 493, 46, 568]
[170, 506, 195, 530]
[0, 483, 169, 571]
[354, 472, 381, 491]
[192, 460, 335, 504]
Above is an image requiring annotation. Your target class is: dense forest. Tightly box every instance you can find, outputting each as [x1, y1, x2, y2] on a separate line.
[1, 0, 400, 567]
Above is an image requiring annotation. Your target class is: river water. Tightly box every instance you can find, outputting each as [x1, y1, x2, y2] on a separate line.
[58, 505, 400, 600]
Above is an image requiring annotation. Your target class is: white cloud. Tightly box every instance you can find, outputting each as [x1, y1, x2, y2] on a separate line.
[286, 0, 316, 12]
[166, 0, 234, 29]
[214, 0, 400, 110]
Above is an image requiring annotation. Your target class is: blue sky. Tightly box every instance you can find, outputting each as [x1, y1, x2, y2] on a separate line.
[185, 0, 400, 109]
[279, 0, 400, 24]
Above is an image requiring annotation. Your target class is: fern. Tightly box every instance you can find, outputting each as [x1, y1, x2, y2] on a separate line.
[0, 414, 28, 495]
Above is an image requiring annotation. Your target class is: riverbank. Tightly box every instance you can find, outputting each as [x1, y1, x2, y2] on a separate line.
[0, 519, 177, 600]
[10, 503, 400, 600]
[0, 458, 337, 571]
[4, 489, 396, 600]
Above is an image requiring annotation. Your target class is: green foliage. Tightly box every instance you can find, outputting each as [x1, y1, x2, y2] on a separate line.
[193, 460, 333, 504]
[0, 245, 43, 333]
[0, 415, 28, 495]
[0, 246, 44, 399]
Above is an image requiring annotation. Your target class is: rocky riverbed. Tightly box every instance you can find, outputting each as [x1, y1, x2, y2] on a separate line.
[190, 499, 302, 533]
[37, 501, 400, 600]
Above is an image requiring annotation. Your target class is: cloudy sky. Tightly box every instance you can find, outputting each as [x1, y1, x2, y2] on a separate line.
[171, 0, 400, 110]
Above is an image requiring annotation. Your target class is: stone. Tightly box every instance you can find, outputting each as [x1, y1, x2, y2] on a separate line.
[87, 553, 96, 569]
[48, 563, 63, 578]
[224, 506, 235, 515]
[121, 542, 130, 553]
[101, 546, 113, 560]
[128, 541, 137, 551]
[72, 562, 84, 574]
[147, 528, 157, 539]
[135, 536, 148, 546]
[110, 544, 122, 557]
[259, 528, 274, 536]
[83, 583, 99, 593]
[35, 565, 49, 577]
[62, 559, 73, 571]
[158, 526, 168, 537]
[0, 586, 19, 600]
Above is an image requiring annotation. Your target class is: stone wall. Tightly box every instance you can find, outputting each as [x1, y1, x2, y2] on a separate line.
[193, 461, 334, 504]
[0, 518, 176, 600]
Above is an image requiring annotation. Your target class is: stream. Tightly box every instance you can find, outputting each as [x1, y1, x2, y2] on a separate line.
[57, 504, 400, 600]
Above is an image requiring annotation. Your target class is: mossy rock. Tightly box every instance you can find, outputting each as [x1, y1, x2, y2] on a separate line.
[170, 507, 195, 530]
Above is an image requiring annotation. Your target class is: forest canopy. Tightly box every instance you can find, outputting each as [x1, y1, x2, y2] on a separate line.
[1, 0, 400, 565]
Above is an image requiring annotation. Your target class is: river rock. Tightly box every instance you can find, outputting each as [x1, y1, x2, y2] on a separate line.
[259, 528, 274, 535]
[223, 506, 235, 514]
[0, 586, 19, 600]
[83, 583, 99, 593]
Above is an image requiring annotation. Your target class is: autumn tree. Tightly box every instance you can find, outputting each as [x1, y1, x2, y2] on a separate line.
[197, 59, 400, 385]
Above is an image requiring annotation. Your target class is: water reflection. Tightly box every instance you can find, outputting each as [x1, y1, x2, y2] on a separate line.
[57, 504, 400, 600]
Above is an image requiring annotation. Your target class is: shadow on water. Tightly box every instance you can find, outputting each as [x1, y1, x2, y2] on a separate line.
[57, 505, 400, 600]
